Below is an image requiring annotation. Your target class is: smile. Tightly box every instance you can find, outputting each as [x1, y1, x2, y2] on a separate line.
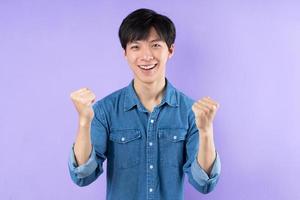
[138, 64, 157, 70]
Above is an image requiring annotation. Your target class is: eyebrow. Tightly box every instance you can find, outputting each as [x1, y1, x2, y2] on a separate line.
[149, 39, 163, 42]
[130, 39, 163, 44]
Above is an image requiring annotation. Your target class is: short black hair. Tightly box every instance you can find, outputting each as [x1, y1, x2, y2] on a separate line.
[118, 8, 176, 50]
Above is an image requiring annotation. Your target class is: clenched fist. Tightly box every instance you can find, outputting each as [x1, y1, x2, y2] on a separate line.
[192, 96, 219, 135]
[70, 87, 96, 125]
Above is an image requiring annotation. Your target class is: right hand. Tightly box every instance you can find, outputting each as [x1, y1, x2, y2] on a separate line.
[70, 87, 96, 125]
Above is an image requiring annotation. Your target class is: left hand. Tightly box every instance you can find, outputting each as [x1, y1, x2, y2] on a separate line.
[192, 97, 220, 135]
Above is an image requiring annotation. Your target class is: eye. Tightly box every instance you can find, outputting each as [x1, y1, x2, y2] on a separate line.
[152, 43, 161, 48]
[130, 45, 139, 50]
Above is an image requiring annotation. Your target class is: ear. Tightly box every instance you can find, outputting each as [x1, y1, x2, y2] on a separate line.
[168, 44, 175, 59]
[123, 49, 127, 60]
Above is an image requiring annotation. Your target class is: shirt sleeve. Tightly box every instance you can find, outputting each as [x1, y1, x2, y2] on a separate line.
[68, 101, 109, 187]
[68, 143, 98, 176]
[190, 151, 221, 190]
[183, 107, 221, 194]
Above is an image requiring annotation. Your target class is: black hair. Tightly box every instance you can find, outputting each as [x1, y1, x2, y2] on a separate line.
[118, 8, 176, 50]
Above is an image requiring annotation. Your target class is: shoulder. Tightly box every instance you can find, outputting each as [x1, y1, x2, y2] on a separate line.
[174, 87, 196, 109]
[93, 86, 127, 111]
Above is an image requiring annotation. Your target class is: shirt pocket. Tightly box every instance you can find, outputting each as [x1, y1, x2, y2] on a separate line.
[108, 129, 142, 169]
[158, 128, 187, 168]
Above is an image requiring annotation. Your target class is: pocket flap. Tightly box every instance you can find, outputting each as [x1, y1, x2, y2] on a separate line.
[159, 128, 187, 142]
[109, 129, 141, 144]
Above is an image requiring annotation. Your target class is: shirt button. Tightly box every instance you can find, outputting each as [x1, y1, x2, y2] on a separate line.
[121, 137, 125, 142]
[173, 135, 177, 140]
[150, 119, 154, 123]
[149, 165, 153, 169]
[149, 142, 153, 146]
[149, 188, 153, 192]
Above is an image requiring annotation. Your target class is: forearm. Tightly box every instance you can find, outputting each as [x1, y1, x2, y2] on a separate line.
[197, 130, 216, 175]
[74, 119, 93, 166]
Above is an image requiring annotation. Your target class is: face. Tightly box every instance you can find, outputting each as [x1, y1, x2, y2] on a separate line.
[124, 27, 174, 85]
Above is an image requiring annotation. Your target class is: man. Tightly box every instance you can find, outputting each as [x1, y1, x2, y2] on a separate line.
[68, 8, 221, 200]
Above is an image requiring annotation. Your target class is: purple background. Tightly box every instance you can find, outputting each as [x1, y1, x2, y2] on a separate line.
[1, 0, 300, 199]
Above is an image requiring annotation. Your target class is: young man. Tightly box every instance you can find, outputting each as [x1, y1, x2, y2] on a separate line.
[69, 8, 221, 200]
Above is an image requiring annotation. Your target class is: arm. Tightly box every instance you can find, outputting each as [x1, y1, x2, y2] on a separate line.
[70, 87, 95, 166]
[183, 123, 221, 194]
[68, 88, 107, 186]
[193, 96, 219, 175]
[73, 120, 93, 166]
[183, 97, 221, 194]
[197, 128, 216, 175]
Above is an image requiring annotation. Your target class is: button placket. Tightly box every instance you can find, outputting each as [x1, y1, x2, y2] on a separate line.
[146, 109, 158, 199]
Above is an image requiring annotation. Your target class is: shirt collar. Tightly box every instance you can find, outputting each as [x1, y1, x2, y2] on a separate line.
[124, 78, 179, 112]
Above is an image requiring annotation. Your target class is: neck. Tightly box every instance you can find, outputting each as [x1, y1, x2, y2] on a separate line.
[133, 77, 166, 104]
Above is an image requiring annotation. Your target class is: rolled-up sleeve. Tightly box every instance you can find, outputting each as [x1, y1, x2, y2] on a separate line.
[190, 151, 221, 192]
[68, 144, 98, 178]
[68, 101, 108, 187]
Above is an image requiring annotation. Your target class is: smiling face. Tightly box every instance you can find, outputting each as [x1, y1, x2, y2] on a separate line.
[124, 27, 174, 85]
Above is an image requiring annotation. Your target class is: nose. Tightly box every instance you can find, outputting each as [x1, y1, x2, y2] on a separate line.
[142, 55, 154, 60]
[141, 47, 154, 61]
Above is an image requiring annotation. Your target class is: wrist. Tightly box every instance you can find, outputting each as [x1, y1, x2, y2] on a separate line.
[79, 117, 92, 127]
[199, 130, 214, 139]
[199, 125, 213, 137]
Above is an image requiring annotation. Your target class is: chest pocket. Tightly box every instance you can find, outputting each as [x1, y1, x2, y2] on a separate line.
[108, 129, 142, 169]
[158, 128, 187, 167]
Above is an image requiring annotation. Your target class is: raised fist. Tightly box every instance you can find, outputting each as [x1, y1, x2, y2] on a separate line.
[192, 96, 219, 134]
[70, 87, 96, 124]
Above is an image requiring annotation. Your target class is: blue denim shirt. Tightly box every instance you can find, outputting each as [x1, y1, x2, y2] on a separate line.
[68, 78, 221, 200]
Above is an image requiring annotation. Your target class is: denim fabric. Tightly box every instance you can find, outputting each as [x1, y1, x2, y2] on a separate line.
[68, 78, 221, 200]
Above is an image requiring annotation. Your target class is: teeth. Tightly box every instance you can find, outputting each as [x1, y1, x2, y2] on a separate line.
[139, 64, 156, 69]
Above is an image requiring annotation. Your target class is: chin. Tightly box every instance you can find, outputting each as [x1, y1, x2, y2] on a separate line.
[135, 75, 164, 84]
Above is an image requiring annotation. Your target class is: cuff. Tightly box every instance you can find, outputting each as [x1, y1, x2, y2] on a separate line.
[191, 151, 221, 184]
[68, 144, 98, 178]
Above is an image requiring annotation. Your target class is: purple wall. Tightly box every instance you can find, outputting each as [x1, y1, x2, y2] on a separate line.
[1, 0, 300, 199]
